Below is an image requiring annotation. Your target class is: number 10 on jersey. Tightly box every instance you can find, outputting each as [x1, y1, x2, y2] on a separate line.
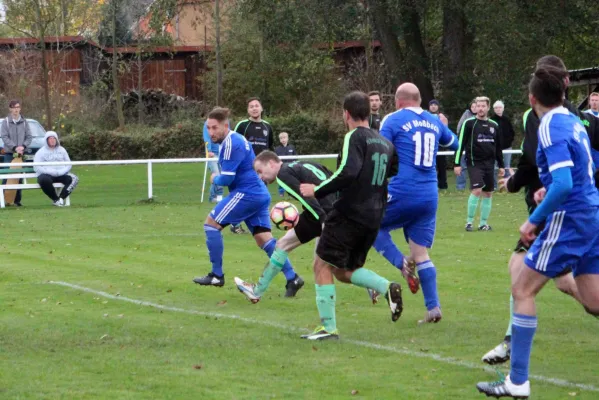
[413, 131, 436, 167]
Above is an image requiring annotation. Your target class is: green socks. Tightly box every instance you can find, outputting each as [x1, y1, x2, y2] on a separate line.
[350, 268, 390, 295]
[480, 197, 493, 226]
[505, 294, 514, 338]
[315, 284, 337, 332]
[255, 248, 287, 296]
[467, 194, 480, 224]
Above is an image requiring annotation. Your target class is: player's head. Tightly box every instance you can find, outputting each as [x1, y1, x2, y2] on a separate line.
[8, 99, 21, 119]
[528, 67, 567, 111]
[206, 107, 231, 144]
[493, 100, 504, 117]
[368, 91, 381, 113]
[475, 96, 490, 118]
[343, 91, 370, 126]
[536, 55, 569, 87]
[279, 131, 289, 146]
[428, 99, 440, 114]
[394, 83, 421, 110]
[253, 150, 282, 184]
[469, 98, 477, 114]
[247, 97, 263, 120]
[589, 92, 599, 111]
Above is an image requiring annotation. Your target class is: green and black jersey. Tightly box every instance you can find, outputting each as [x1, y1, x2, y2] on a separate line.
[369, 113, 382, 132]
[234, 119, 274, 156]
[454, 117, 504, 168]
[315, 126, 398, 227]
[277, 161, 334, 221]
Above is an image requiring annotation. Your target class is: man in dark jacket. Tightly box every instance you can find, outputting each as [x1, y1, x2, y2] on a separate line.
[0, 99, 33, 206]
[490, 100, 515, 177]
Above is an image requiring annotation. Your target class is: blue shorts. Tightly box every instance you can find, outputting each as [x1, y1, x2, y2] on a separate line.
[525, 208, 599, 278]
[380, 194, 437, 248]
[210, 191, 271, 233]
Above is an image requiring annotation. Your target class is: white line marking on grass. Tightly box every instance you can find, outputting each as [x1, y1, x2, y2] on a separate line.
[49, 280, 599, 393]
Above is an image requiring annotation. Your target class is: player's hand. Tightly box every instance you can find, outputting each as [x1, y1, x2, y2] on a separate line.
[498, 176, 511, 192]
[300, 183, 316, 198]
[519, 220, 538, 246]
[453, 166, 462, 176]
[210, 173, 217, 183]
[498, 168, 505, 178]
[534, 187, 547, 204]
[439, 113, 449, 126]
[208, 152, 215, 158]
[15, 146, 24, 155]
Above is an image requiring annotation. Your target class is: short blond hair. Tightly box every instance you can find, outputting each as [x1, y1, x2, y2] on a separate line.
[590, 92, 599, 98]
[475, 96, 490, 106]
[279, 131, 289, 139]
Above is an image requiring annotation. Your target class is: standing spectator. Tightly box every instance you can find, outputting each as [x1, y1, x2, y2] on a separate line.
[275, 131, 298, 196]
[454, 96, 504, 231]
[33, 131, 78, 207]
[585, 92, 599, 117]
[0, 99, 32, 206]
[234, 97, 274, 156]
[428, 99, 449, 189]
[490, 100, 516, 178]
[203, 119, 223, 203]
[368, 91, 383, 132]
[455, 99, 477, 191]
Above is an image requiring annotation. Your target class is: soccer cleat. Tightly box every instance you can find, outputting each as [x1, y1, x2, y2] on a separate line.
[230, 224, 247, 234]
[402, 259, 420, 294]
[385, 282, 403, 322]
[300, 326, 339, 340]
[234, 277, 261, 304]
[418, 306, 442, 324]
[465, 223, 474, 232]
[53, 199, 64, 207]
[285, 275, 305, 297]
[476, 374, 530, 399]
[367, 288, 380, 305]
[193, 272, 225, 287]
[482, 340, 511, 365]
[479, 224, 493, 231]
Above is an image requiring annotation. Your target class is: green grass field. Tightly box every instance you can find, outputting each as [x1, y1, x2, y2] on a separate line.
[1, 162, 597, 399]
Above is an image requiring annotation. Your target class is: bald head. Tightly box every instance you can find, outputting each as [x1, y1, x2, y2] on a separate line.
[395, 83, 421, 109]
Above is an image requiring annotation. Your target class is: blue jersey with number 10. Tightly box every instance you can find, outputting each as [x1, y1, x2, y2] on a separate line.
[537, 107, 599, 212]
[218, 132, 269, 195]
[380, 107, 458, 197]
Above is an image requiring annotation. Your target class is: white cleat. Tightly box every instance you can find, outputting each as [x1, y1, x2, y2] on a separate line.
[234, 277, 261, 304]
[418, 306, 442, 325]
[482, 340, 511, 365]
[476, 374, 530, 399]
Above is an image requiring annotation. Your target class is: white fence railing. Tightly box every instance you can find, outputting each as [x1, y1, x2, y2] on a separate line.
[0, 149, 523, 202]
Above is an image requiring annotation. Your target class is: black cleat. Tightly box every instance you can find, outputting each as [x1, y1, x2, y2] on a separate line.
[193, 272, 225, 287]
[465, 223, 473, 232]
[230, 224, 247, 234]
[285, 275, 305, 297]
[478, 224, 492, 231]
[385, 282, 403, 322]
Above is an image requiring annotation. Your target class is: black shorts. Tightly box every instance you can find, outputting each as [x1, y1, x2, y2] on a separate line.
[316, 210, 378, 271]
[514, 221, 571, 277]
[294, 212, 322, 244]
[468, 165, 495, 192]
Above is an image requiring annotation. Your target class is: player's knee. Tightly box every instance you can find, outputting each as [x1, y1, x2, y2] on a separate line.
[471, 189, 482, 197]
[204, 215, 222, 230]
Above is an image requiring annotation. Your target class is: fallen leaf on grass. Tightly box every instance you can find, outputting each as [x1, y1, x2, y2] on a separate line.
[166, 289, 172, 293]
[312, 346, 318, 352]
[217, 300, 227, 306]
[41, 298, 47, 303]
[100, 334, 110, 340]
[193, 364, 203, 370]
[351, 389, 359, 395]
[569, 393, 577, 397]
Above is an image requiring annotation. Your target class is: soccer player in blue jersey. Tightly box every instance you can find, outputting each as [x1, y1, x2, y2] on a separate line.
[476, 67, 599, 399]
[371, 83, 459, 324]
[193, 107, 305, 297]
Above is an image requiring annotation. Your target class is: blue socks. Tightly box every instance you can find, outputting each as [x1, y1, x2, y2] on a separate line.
[510, 313, 537, 385]
[262, 238, 296, 281]
[373, 230, 405, 271]
[205, 224, 224, 276]
[417, 260, 440, 310]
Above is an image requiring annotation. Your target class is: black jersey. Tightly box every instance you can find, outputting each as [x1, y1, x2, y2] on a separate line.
[369, 113, 382, 131]
[314, 126, 398, 227]
[275, 144, 297, 160]
[277, 161, 334, 221]
[455, 117, 504, 168]
[508, 99, 599, 214]
[234, 119, 274, 156]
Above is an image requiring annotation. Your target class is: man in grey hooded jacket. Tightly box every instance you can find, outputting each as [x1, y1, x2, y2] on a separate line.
[33, 131, 78, 206]
[1, 99, 33, 206]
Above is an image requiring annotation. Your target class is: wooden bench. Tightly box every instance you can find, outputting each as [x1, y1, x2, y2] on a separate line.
[0, 171, 71, 208]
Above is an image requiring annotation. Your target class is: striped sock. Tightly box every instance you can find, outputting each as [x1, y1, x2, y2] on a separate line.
[510, 313, 537, 385]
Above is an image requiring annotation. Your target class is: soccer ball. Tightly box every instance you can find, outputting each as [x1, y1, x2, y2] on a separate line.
[270, 202, 299, 231]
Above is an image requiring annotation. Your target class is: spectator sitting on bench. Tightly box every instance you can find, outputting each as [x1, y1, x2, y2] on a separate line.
[33, 131, 78, 207]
